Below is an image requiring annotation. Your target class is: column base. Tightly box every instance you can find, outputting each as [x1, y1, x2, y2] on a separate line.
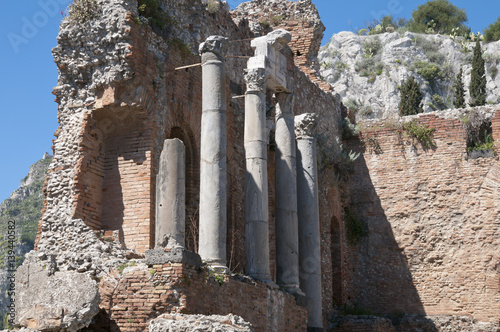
[145, 248, 201, 268]
[280, 285, 307, 306]
[206, 264, 229, 274]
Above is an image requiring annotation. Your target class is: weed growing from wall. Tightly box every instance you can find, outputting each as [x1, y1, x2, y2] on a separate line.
[138, 0, 177, 35]
[68, 0, 101, 24]
[402, 119, 436, 149]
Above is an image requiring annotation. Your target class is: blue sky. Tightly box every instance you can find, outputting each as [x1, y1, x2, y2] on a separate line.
[0, 0, 499, 202]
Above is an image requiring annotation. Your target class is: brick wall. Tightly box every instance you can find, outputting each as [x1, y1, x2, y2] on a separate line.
[92, 263, 306, 332]
[345, 111, 500, 321]
[74, 113, 104, 231]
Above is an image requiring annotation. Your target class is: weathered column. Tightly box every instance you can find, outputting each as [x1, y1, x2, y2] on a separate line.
[295, 113, 322, 331]
[156, 138, 185, 249]
[198, 36, 229, 272]
[274, 92, 302, 293]
[244, 67, 271, 281]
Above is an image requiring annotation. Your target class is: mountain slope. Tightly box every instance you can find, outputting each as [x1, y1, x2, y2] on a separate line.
[0, 154, 51, 327]
[318, 31, 500, 119]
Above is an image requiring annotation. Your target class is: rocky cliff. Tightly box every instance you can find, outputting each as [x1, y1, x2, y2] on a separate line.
[0, 154, 51, 328]
[318, 31, 500, 119]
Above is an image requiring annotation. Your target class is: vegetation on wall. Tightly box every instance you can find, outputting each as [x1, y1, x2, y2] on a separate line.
[137, 0, 177, 35]
[461, 110, 494, 152]
[469, 40, 487, 106]
[399, 76, 423, 116]
[402, 119, 436, 149]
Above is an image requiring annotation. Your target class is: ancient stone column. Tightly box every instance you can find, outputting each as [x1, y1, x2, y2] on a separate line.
[198, 36, 229, 272]
[295, 113, 322, 331]
[156, 138, 185, 249]
[274, 92, 302, 293]
[244, 67, 271, 281]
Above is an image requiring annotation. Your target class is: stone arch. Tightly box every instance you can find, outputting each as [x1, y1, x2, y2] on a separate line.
[167, 126, 199, 253]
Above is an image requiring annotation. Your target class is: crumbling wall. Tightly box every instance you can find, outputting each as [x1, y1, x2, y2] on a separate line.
[26, 0, 344, 330]
[345, 108, 500, 322]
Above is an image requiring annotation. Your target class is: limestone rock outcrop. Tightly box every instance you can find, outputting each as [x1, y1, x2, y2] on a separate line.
[15, 254, 99, 331]
[318, 31, 500, 119]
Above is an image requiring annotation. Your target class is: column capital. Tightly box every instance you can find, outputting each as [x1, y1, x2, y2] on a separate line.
[245, 68, 268, 92]
[294, 113, 318, 138]
[199, 35, 229, 57]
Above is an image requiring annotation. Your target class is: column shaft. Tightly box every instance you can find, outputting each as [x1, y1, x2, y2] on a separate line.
[156, 138, 185, 249]
[296, 113, 322, 330]
[244, 68, 270, 280]
[199, 37, 228, 271]
[275, 93, 301, 291]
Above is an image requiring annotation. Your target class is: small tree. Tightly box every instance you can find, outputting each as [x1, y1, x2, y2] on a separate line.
[399, 76, 423, 116]
[453, 67, 466, 108]
[469, 40, 486, 107]
[484, 16, 500, 42]
[407, 0, 468, 34]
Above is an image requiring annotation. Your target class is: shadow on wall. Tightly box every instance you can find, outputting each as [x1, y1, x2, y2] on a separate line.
[168, 126, 200, 253]
[345, 139, 433, 321]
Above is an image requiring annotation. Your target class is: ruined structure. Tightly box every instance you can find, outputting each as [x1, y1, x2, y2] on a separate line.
[13, 0, 500, 331]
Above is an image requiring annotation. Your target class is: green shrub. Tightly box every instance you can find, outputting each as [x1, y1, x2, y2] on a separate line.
[484, 16, 500, 42]
[365, 15, 408, 35]
[355, 56, 384, 79]
[363, 38, 382, 58]
[490, 66, 498, 78]
[414, 61, 443, 82]
[431, 94, 447, 110]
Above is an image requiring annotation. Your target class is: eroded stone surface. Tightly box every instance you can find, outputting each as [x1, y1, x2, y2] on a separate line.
[148, 313, 253, 332]
[16, 254, 99, 331]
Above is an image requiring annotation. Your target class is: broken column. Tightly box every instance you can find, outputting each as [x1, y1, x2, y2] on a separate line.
[295, 113, 322, 331]
[156, 138, 185, 249]
[199, 36, 229, 272]
[274, 92, 302, 293]
[244, 67, 271, 281]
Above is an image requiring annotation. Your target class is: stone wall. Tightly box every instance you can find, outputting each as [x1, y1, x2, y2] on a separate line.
[345, 108, 500, 322]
